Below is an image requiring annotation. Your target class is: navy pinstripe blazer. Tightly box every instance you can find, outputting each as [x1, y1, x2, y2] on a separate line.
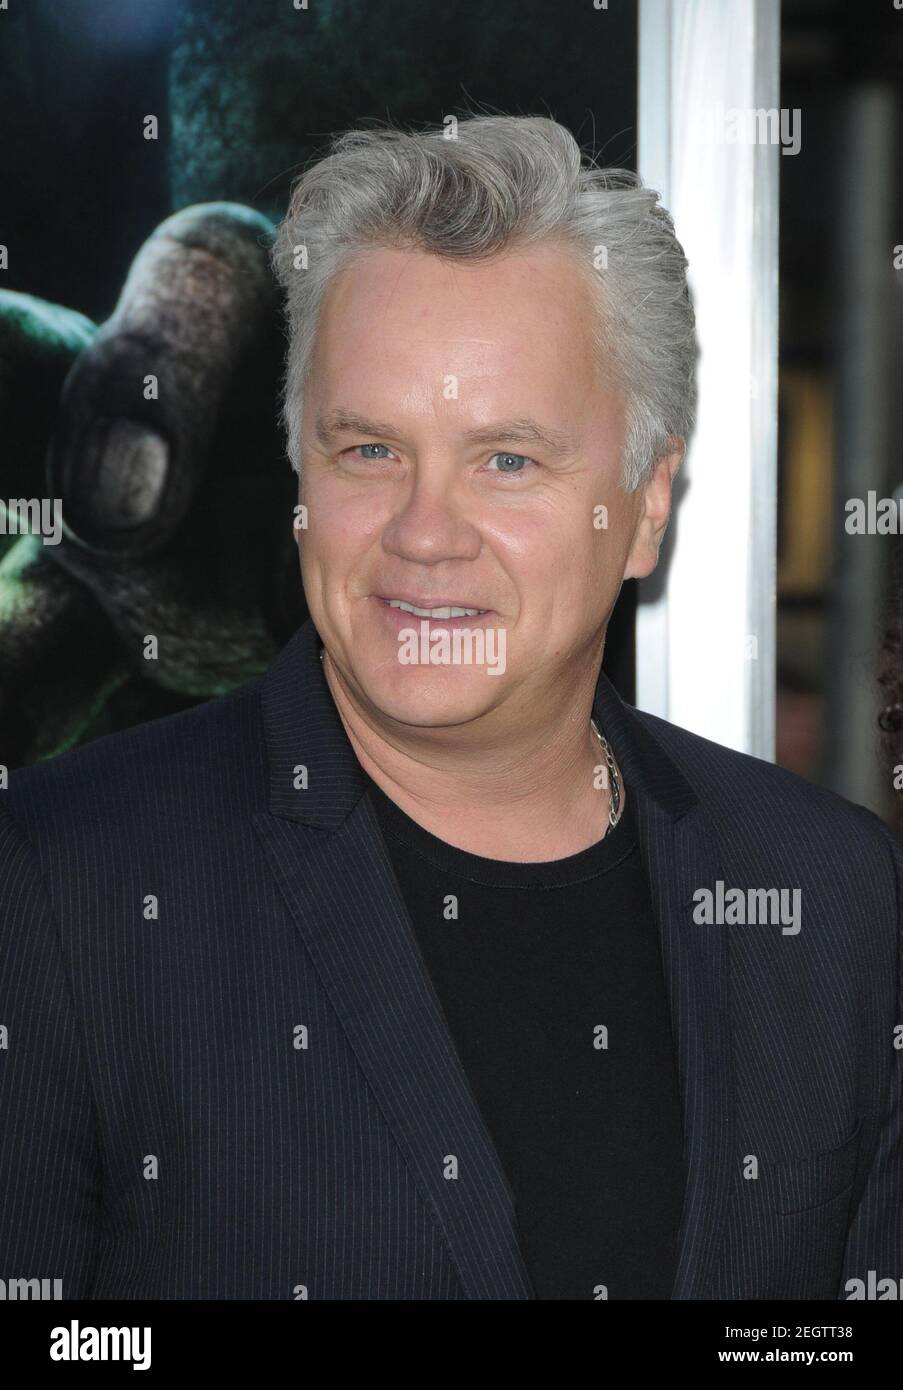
[1, 615, 901, 1299]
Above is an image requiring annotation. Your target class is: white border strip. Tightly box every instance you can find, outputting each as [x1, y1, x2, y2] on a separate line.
[636, 0, 779, 759]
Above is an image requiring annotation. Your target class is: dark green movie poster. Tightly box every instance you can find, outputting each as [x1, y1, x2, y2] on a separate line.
[0, 0, 636, 765]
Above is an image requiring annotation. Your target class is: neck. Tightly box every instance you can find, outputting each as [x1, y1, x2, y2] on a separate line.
[321, 651, 622, 862]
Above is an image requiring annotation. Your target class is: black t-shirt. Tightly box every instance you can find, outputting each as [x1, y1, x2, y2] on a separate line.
[362, 772, 687, 1300]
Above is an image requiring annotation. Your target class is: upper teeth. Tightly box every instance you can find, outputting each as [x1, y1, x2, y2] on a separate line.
[386, 600, 485, 618]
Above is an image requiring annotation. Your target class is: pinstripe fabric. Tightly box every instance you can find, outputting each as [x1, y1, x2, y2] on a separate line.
[0, 615, 900, 1299]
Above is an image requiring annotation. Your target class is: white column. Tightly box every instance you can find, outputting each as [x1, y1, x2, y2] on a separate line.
[636, 0, 779, 759]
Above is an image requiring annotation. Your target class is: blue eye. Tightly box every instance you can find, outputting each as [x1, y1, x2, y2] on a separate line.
[487, 452, 534, 475]
[351, 443, 393, 460]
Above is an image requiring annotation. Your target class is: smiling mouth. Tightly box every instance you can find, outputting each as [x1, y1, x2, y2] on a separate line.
[378, 597, 490, 619]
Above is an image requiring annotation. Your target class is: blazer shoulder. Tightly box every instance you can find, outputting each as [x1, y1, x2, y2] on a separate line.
[2, 676, 266, 841]
[633, 702, 899, 853]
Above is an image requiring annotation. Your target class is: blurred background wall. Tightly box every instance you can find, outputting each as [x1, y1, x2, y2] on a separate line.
[778, 0, 903, 829]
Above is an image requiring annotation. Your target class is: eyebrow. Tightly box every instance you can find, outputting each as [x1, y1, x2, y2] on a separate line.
[314, 408, 580, 457]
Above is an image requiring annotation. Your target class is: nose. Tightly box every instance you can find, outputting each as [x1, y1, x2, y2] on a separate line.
[380, 468, 482, 566]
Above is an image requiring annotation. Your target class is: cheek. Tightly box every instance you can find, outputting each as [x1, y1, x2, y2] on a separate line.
[487, 501, 602, 573]
[587, 497, 635, 571]
[302, 483, 385, 572]
[481, 507, 557, 571]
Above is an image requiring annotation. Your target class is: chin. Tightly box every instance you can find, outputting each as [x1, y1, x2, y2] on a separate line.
[352, 657, 504, 730]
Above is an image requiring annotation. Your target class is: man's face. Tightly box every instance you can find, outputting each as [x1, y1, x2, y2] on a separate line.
[296, 241, 657, 733]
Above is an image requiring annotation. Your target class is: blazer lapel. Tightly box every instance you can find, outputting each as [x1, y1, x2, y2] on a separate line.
[593, 672, 736, 1299]
[252, 619, 533, 1300]
[253, 617, 735, 1301]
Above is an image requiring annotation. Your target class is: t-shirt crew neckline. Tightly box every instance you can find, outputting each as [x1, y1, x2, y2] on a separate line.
[361, 770, 637, 890]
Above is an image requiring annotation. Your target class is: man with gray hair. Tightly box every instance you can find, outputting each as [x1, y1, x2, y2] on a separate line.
[1, 115, 900, 1300]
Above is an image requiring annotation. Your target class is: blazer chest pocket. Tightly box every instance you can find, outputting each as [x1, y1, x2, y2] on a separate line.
[772, 1119, 863, 1216]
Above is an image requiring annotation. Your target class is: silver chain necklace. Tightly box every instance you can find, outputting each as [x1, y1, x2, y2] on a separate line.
[590, 716, 623, 829]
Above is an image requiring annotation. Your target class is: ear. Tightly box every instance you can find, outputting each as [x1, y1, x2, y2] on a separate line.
[623, 439, 684, 581]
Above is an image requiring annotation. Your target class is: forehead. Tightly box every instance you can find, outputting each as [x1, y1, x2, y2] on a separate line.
[309, 241, 610, 410]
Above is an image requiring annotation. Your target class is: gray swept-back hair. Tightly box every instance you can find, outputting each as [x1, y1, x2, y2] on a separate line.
[270, 114, 697, 491]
